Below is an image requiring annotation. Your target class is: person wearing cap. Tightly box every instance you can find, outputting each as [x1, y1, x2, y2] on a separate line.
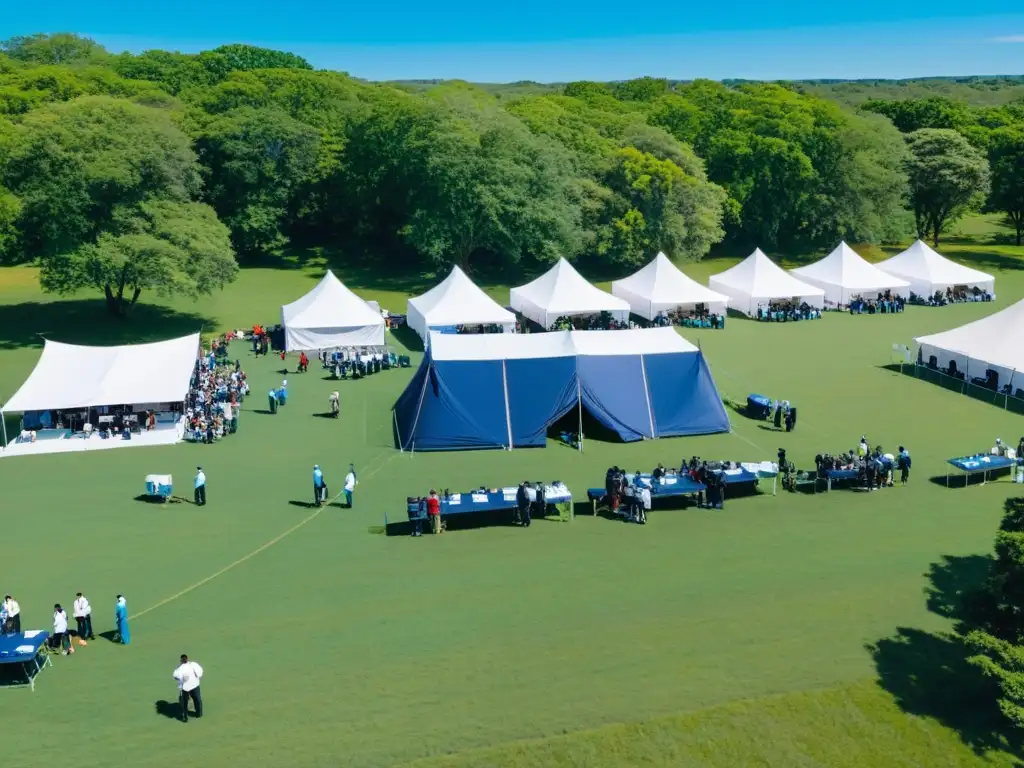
[313, 464, 327, 506]
[194, 466, 207, 506]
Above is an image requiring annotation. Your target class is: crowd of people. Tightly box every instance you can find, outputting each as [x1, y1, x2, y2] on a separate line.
[810, 437, 912, 489]
[651, 307, 726, 329]
[755, 301, 821, 322]
[846, 291, 905, 314]
[909, 286, 994, 306]
[548, 312, 630, 331]
[185, 346, 249, 444]
[317, 348, 398, 379]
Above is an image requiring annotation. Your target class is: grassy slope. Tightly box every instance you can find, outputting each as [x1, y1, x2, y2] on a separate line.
[0, 222, 1022, 766]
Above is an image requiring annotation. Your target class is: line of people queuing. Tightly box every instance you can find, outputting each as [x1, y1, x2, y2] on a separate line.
[186, 351, 248, 444]
[846, 291, 905, 314]
[755, 301, 821, 322]
[2, 593, 130, 654]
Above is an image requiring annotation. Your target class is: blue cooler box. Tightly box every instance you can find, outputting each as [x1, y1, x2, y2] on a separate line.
[145, 474, 173, 498]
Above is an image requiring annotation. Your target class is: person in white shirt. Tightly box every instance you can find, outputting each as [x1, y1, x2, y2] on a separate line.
[173, 654, 204, 722]
[194, 466, 207, 506]
[3, 595, 20, 633]
[52, 604, 72, 655]
[73, 592, 95, 642]
[344, 464, 357, 508]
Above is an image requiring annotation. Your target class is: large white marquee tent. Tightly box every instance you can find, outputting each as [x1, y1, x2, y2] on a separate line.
[790, 242, 909, 306]
[281, 270, 385, 351]
[915, 298, 1024, 395]
[407, 266, 516, 342]
[612, 252, 729, 319]
[511, 258, 629, 328]
[707, 248, 824, 317]
[877, 240, 995, 298]
[1, 333, 200, 452]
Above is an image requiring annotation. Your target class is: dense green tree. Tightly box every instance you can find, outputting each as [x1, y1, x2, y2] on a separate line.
[193, 107, 321, 255]
[207, 44, 312, 72]
[904, 128, 990, 246]
[863, 96, 974, 133]
[4, 96, 201, 259]
[0, 33, 107, 66]
[987, 127, 1024, 245]
[612, 77, 670, 103]
[39, 199, 237, 315]
[403, 111, 583, 271]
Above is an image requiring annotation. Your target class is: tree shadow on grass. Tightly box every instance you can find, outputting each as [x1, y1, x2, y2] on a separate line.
[931, 247, 1024, 272]
[390, 325, 424, 353]
[871, 549, 1023, 760]
[0, 299, 215, 351]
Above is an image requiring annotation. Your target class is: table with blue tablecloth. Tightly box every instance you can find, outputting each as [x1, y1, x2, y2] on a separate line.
[946, 454, 1016, 487]
[0, 631, 52, 691]
[825, 468, 860, 491]
[587, 473, 706, 515]
[391, 484, 573, 533]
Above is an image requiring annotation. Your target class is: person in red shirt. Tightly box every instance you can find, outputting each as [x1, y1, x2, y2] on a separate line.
[298, 352, 309, 373]
[426, 489, 441, 535]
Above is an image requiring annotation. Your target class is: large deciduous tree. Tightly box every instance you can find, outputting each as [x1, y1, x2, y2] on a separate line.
[40, 200, 237, 315]
[193, 106, 321, 255]
[987, 127, 1024, 245]
[0, 33, 107, 66]
[904, 128, 990, 247]
[4, 95, 237, 313]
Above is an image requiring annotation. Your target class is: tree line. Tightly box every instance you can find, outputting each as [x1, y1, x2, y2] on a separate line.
[0, 34, 1020, 314]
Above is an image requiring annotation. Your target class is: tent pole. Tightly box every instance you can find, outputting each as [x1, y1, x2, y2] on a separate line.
[394, 409, 403, 453]
[501, 359, 513, 450]
[577, 375, 583, 452]
[405, 356, 431, 453]
[0, 407, 7, 449]
[639, 354, 655, 439]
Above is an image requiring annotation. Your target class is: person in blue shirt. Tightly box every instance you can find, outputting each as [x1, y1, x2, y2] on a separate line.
[313, 464, 326, 507]
[897, 446, 911, 485]
[114, 595, 130, 645]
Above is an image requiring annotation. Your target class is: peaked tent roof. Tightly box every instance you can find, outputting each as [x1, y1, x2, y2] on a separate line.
[708, 248, 824, 315]
[877, 240, 995, 292]
[407, 266, 516, 340]
[791, 242, 909, 304]
[395, 327, 729, 450]
[3, 333, 200, 413]
[612, 253, 729, 319]
[281, 270, 385, 350]
[511, 258, 629, 327]
[915, 298, 1024, 374]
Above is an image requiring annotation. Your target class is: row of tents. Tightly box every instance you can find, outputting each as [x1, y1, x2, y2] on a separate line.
[277, 241, 996, 351]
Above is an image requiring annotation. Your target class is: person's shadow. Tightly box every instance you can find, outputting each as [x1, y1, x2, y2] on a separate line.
[154, 700, 182, 720]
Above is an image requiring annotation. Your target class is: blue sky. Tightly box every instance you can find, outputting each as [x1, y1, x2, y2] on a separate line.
[3, 2, 1024, 81]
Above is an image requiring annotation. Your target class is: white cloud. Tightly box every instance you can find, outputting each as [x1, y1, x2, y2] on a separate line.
[992, 35, 1024, 43]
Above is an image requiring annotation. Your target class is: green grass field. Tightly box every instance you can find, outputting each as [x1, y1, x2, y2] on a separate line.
[1, 224, 1024, 767]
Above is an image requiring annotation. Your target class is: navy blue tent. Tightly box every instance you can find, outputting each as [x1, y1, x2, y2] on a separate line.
[394, 328, 729, 451]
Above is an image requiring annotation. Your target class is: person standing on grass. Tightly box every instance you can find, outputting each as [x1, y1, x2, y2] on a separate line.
[3, 595, 20, 634]
[344, 464, 357, 508]
[313, 464, 327, 507]
[194, 466, 207, 506]
[52, 604, 72, 655]
[115, 595, 131, 645]
[73, 592, 94, 642]
[897, 446, 911, 485]
[427, 488, 442, 534]
[173, 654, 204, 722]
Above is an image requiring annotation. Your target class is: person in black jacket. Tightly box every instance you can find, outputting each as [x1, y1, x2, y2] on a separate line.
[516, 482, 530, 527]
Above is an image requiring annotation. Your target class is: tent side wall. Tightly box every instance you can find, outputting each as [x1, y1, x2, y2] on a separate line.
[406, 301, 429, 342]
[504, 357, 579, 446]
[645, 351, 731, 436]
[285, 324, 386, 352]
[708, 279, 755, 316]
[577, 355, 652, 441]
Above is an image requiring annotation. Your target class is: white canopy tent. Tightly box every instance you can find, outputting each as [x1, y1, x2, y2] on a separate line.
[707, 248, 824, 317]
[915, 298, 1024, 395]
[612, 252, 729, 319]
[281, 270, 385, 351]
[2, 333, 200, 446]
[407, 266, 516, 342]
[877, 240, 995, 298]
[791, 242, 910, 306]
[510, 258, 629, 328]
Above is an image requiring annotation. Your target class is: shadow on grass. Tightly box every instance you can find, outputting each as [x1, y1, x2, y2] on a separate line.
[869, 628, 1016, 756]
[288, 500, 318, 509]
[925, 554, 993, 630]
[98, 630, 121, 644]
[312, 412, 338, 419]
[250, 409, 275, 416]
[154, 700, 182, 720]
[0, 299, 214, 351]
[871, 544, 1024, 760]
[390, 324, 424, 353]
